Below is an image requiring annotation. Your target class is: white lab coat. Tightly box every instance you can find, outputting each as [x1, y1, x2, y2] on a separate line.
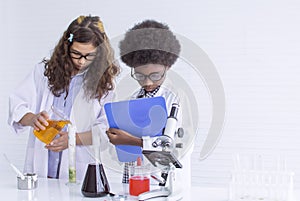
[102, 85, 193, 193]
[132, 85, 193, 190]
[8, 63, 112, 181]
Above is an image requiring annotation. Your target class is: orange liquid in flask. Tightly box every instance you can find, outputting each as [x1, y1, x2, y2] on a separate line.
[33, 120, 71, 144]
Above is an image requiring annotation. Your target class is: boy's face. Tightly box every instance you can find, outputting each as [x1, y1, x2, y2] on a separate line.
[132, 64, 168, 92]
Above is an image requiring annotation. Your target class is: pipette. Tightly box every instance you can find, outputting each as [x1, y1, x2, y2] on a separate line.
[3, 153, 25, 180]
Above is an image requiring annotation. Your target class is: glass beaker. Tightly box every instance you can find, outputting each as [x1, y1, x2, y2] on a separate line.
[33, 106, 71, 144]
[129, 165, 150, 196]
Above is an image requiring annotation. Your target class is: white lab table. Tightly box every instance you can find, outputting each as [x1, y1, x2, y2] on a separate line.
[1, 170, 299, 201]
[0, 171, 228, 201]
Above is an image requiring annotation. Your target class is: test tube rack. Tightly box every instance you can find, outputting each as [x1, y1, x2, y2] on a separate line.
[228, 154, 295, 201]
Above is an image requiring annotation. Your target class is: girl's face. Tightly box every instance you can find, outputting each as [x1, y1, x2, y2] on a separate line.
[69, 42, 97, 75]
[132, 64, 169, 92]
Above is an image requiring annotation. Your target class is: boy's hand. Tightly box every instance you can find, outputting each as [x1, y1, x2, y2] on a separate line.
[106, 128, 142, 147]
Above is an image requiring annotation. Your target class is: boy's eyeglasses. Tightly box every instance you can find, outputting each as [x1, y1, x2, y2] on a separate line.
[131, 67, 166, 82]
[69, 50, 97, 61]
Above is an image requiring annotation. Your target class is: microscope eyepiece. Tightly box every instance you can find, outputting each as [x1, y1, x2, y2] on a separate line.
[169, 103, 179, 119]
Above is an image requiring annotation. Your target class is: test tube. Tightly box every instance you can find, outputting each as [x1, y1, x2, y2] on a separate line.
[68, 124, 76, 183]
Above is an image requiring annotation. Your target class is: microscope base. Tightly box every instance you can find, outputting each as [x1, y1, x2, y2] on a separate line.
[138, 188, 170, 200]
[138, 188, 183, 201]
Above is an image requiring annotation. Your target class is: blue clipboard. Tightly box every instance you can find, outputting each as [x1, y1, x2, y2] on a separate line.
[104, 96, 168, 162]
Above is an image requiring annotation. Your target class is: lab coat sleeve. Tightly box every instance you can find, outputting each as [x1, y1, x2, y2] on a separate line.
[8, 64, 42, 134]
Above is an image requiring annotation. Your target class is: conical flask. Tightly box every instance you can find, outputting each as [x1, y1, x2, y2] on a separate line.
[81, 163, 110, 197]
[81, 126, 110, 197]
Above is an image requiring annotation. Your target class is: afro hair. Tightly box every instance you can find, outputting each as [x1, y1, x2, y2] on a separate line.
[119, 20, 181, 68]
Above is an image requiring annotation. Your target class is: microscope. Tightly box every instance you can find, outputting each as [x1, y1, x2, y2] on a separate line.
[139, 103, 184, 201]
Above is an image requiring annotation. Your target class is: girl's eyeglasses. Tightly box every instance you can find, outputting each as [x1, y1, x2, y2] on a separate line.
[69, 50, 97, 61]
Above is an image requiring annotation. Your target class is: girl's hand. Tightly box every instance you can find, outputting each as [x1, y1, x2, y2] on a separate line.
[45, 131, 68, 152]
[20, 111, 49, 131]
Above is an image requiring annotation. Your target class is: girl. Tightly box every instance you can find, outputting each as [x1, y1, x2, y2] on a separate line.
[8, 15, 119, 181]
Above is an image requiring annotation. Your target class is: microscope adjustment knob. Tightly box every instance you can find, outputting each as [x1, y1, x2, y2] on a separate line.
[177, 127, 184, 138]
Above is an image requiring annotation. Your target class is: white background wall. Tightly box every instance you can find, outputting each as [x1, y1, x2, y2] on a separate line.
[1, 0, 300, 188]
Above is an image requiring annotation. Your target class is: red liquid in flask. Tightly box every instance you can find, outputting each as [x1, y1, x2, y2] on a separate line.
[129, 175, 150, 196]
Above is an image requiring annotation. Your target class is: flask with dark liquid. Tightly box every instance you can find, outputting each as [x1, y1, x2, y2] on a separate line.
[81, 163, 110, 197]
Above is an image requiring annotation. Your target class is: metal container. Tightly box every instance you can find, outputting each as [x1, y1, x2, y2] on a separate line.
[17, 173, 38, 190]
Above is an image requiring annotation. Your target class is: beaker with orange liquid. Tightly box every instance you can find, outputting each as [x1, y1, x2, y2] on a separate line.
[33, 106, 71, 144]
